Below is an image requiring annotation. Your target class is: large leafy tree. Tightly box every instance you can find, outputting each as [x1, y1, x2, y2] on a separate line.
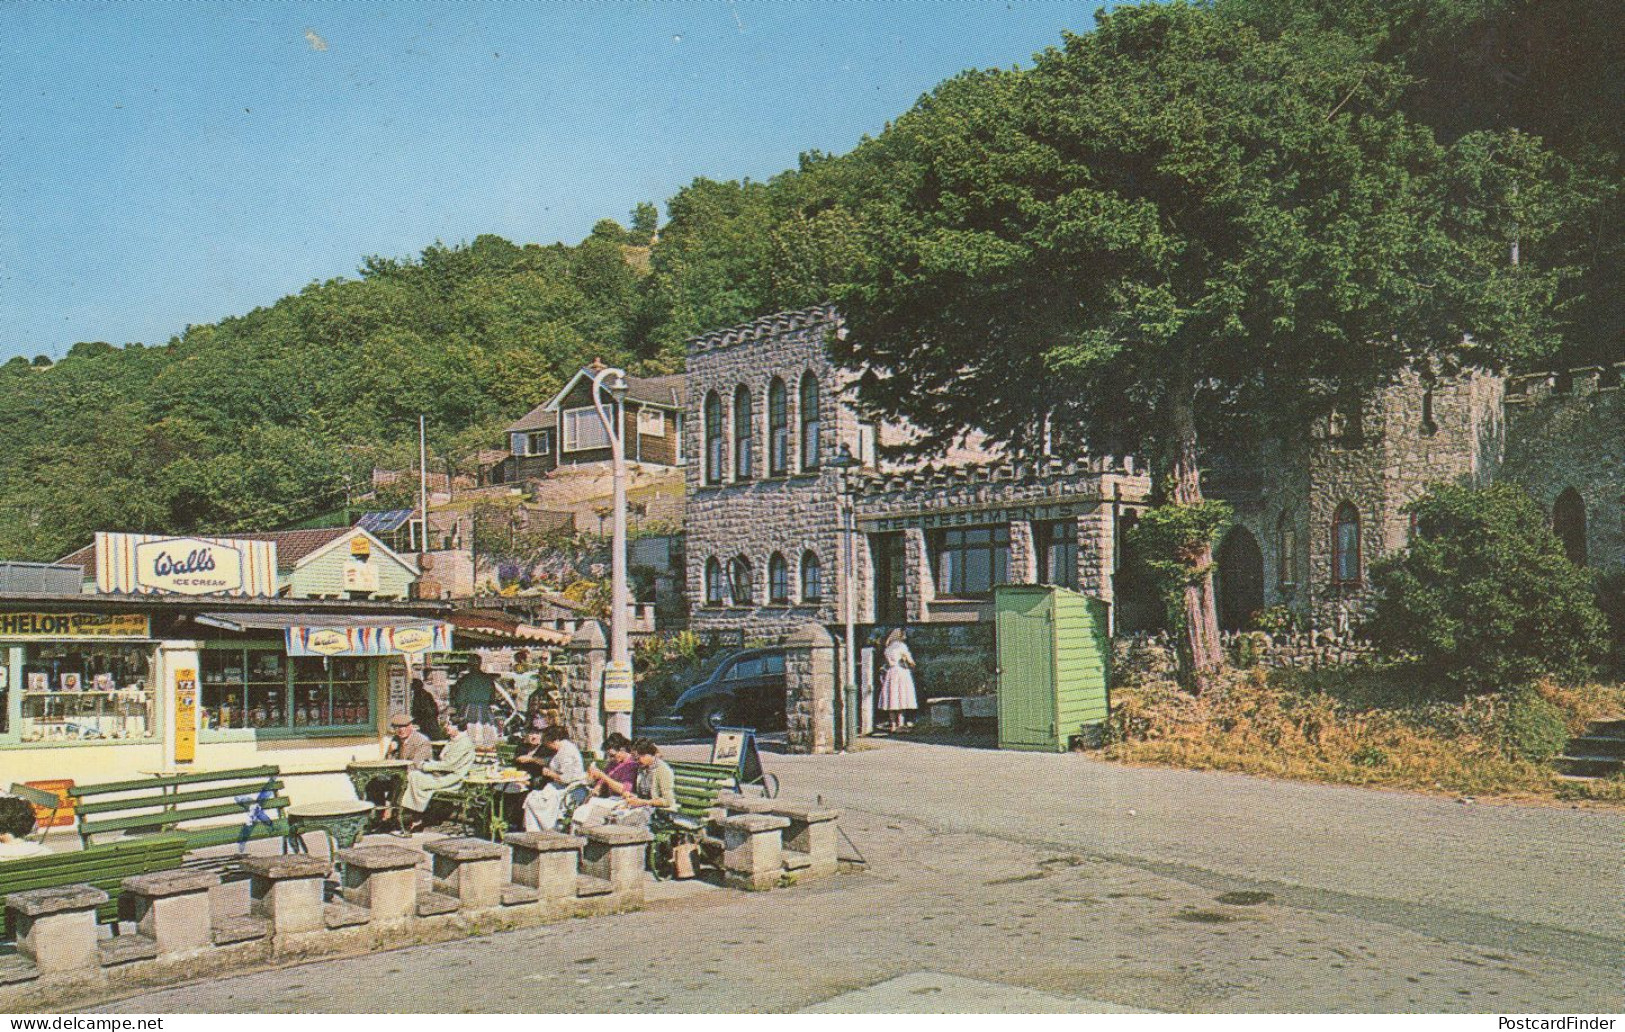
[828, 2, 1569, 687]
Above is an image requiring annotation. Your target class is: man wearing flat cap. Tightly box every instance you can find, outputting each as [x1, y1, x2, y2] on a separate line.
[385, 713, 433, 767]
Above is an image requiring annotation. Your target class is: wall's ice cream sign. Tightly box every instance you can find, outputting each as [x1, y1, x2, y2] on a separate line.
[95, 532, 278, 596]
[133, 538, 244, 595]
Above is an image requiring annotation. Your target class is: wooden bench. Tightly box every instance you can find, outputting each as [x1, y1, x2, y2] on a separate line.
[71, 766, 289, 851]
[653, 761, 740, 875]
[0, 834, 188, 936]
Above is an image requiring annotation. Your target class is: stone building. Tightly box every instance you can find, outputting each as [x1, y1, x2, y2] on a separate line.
[684, 305, 1625, 653]
[683, 306, 1153, 642]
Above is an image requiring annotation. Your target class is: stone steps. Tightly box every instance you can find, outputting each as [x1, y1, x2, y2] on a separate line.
[0, 955, 37, 986]
[781, 849, 813, 872]
[98, 933, 158, 967]
[1556, 716, 1625, 780]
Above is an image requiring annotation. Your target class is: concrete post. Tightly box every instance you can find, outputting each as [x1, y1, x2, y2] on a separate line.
[783, 621, 836, 755]
[424, 837, 505, 910]
[720, 813, 790, 891]
[580, 824, 652, 900]
[561, 620, 607, 755]
[337, 844, 422, 922]
[121, 868, 218, 955]
[242, 853, 330, 935]
[7, 886, 105, 975]
[505, 831, 584, 903]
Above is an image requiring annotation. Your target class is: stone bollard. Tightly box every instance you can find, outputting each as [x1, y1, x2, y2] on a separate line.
[336, 844, 422, 922]
[580, 825, 652, 900]
[121, 869, 218, 955]
[7, 885, 105, 975]
[716, 792, 780, 817]
[719, 813, 790, 891]
[771, 803, 841, 879]
[505, 831, 584, 902]
[242, 853, 330, 935]
[425, 837, 506, 910]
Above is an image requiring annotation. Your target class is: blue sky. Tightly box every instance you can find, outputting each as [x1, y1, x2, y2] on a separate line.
[1, 1, 1110, 360]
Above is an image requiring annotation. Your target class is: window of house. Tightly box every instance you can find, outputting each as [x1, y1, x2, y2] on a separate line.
[800, 550, 823, 603]
[200, 648, 371, 735]
[733, 386, 754, 480]
[510, 432, 530, 457]
[800, 372, 821, 470]
[1034, 520, 1079, 590]
[727, 556, 753, 607]
[1277, 510, 1298, 588]
[1332, 503, 1361, 585]
[562, 407, 611, 452]
[704, 392, 724, 486]
[705, 557, 725, 606]
[768, 378, 789, 476]
[768, 552, 789, 604]
[637, 407, 666, 438]
[931, 525, 1011, 598]
[14, 642, 157, 744]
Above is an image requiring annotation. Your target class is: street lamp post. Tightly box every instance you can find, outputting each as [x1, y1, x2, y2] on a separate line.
[590, 361, 634, 741]
[828, 442, 861, 750]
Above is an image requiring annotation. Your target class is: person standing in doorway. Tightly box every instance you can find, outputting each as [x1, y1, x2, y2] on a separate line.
[879, 627, 918, 733]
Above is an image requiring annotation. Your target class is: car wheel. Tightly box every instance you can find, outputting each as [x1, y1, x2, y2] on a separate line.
[702, 702, 732, 734]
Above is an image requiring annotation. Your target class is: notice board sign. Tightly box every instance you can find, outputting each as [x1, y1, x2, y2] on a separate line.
[174, 668, 197, 764]
[387, 661, 409, 721]
[711, 726, 764, 785]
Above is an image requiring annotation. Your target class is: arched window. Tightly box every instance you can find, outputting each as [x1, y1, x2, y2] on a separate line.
[704, 557, 725, 606]
[733, 385, 753, 481]
[768, 552, 789, 604]
[1554, 487, 1587, 566]
[1332, 503, 1361, 586]
[800, 550, 823, 603]
[1276, 510, 1297, 589]
[799, 371, 821, 470]
[703, 391, 724, 486]
[727, 556, 753, 607]
[767, 378, 789, 476]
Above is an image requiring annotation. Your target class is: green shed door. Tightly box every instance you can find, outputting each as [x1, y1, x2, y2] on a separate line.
[996, 587, 1058, 751]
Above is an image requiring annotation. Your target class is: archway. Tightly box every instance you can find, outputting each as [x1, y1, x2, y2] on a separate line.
[1554, 487, 1587, 567]
[1216, 527, 1265, 632]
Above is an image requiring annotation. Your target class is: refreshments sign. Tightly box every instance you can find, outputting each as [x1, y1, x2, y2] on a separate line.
[285, 622, 451, 657]
[95, 532, 278, 597]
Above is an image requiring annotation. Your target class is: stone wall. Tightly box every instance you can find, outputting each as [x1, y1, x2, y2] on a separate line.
[1115, 629, 1374, 676]
[784, 622, 837, 753]
[1503, 364, 1625, 574]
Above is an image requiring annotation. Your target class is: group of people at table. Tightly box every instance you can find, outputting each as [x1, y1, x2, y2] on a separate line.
[369, 655, 676, 839]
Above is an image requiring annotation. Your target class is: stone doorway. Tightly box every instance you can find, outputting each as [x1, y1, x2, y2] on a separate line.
[1216, 527, 1265, 632]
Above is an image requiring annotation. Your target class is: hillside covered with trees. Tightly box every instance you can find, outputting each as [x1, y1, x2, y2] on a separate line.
[1, 0, 1618, 566]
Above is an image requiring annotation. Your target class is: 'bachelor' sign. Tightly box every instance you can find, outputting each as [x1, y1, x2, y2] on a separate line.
[95, 532, 278, 597]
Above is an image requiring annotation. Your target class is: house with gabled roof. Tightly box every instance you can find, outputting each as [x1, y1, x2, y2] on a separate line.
[494, 360, 687, 484]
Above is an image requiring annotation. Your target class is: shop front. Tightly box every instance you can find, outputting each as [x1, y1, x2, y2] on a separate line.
[0, 597, 452, 807]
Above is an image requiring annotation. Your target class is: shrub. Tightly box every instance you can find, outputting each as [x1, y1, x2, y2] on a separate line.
[1365, 483, 1607, 695]
[1499, 686, 1570, 763]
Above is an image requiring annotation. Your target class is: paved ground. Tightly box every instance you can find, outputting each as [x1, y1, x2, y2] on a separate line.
[97, 738, 1622, 1013]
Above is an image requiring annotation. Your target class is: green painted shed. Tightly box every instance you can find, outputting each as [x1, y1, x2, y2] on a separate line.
[994, 584, 1110, 752]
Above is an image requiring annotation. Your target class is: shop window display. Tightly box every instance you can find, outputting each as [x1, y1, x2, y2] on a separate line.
[202, 648, 372, 734]
[15, 643, 156, 743]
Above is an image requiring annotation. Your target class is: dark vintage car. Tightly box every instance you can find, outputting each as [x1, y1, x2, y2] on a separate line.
[669, 648, 788, 733]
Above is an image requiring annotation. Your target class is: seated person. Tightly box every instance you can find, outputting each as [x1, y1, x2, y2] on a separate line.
[368, 713, 433, 822]
[608, 738, 676, 829]
[521, 725, 585, 832]
[400, 716, 476, 832]
[570, 733, 636, 830]
[0, 796, 49, 859]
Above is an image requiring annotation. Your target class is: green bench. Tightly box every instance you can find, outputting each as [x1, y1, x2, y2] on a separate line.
[0, 834, 189, 936]
[653, 760, 741, 876]
[71, 766, 289, 851]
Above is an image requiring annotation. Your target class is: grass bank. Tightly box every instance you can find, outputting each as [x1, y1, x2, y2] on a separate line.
[1100, 662, 1625, 806]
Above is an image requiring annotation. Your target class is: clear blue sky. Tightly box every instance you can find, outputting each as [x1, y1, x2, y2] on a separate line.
[1, 1, 1110, 360]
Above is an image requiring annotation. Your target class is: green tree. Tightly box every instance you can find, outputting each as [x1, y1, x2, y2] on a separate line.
[826, 2, 1568, 687]
[1366, 483, 1607, 695]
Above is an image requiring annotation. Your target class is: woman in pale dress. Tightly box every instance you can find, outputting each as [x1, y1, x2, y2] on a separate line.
[878, 628, 917, 732]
